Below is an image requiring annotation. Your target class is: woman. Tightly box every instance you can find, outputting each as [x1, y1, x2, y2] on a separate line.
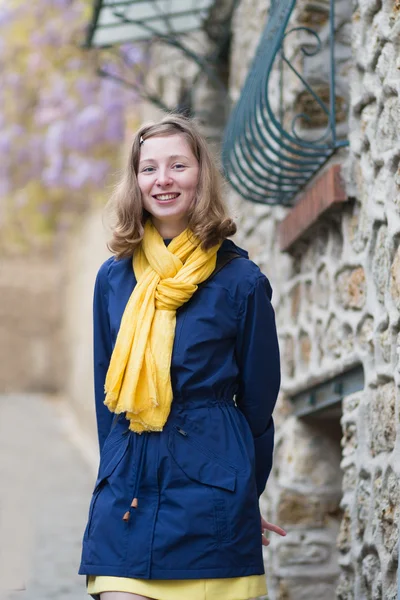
[79, 114, 285, 600]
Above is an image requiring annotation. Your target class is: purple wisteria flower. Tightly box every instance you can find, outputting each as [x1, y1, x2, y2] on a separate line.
[88, 159, 110, 186]
[42, 163, 64, 188]
[75, 78, 99, 105]
[120, 43, 144, 66]
[66, 105, 106, 151]
[0, 178, 11, 197]
[0, 7, 15, 27]
[104, 111, 125, 143]
[42, 122, 65, 187]
[52, 0, 73, 8]
[0, 125, 25, 156]
[64, 154, 98, 189]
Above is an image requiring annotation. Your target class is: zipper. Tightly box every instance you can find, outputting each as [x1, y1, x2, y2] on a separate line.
[174, 425, 188, 436]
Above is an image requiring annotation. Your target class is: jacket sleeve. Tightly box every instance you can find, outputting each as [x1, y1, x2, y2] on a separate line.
[235, 274, 281, 497]
[93, 261, 114, 452]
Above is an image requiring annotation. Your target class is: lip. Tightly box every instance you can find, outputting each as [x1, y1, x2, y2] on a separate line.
[152, 192, 181, 203]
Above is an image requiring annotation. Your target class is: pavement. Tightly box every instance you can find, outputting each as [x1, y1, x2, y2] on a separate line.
[0, 395, 269, 600]
[0, 395, 98, 600]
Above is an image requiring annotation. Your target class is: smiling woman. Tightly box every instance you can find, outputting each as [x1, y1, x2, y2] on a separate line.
[78, 114, 285, 600]
[137, 135, 200, 239]
[106, 115, 236, 258]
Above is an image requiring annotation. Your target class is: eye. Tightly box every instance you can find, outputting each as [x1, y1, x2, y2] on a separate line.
[173, 163, 186, 170]
[141, 166, 155, 173]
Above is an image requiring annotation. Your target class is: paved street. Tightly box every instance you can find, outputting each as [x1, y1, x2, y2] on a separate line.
[0, 395, 98, 600]
[0, 395, 269, 600]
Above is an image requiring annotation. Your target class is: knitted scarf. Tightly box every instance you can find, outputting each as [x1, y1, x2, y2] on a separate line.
[104, 220, 221, 433]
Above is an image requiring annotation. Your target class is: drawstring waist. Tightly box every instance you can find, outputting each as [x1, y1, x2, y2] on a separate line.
[122, 432, 149, 522]
[119, 397, 237, 521]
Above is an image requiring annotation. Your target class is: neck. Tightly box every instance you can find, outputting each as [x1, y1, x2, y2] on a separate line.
[151, 218, 188, 239]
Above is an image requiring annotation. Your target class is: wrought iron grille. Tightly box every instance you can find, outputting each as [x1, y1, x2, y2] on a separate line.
[222, 0, 349, 206]
[85, 0, 237, 112]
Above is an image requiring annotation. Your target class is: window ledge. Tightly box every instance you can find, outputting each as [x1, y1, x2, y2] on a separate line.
[278, 165, 348, 252]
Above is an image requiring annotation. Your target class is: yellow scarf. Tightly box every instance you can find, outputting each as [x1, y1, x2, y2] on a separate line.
[104, 220, 221, 433]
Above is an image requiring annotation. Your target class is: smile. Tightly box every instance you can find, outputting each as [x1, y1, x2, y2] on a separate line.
[152, 193, 180, 201]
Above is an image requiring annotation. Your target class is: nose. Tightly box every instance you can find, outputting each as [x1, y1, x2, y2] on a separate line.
[155, 169, 173, 187]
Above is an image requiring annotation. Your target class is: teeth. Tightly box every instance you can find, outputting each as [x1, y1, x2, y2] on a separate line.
[155, 193, 179, 201]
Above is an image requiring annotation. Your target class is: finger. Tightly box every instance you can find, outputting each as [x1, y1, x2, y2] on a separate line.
[262, 520, 287, 537]
[262, 535, 270, 547]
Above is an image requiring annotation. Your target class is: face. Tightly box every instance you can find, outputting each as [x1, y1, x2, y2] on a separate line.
[137, 133, 200, 238]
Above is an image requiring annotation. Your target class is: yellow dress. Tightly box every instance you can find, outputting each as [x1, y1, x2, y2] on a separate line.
[87, 574, 267, 599]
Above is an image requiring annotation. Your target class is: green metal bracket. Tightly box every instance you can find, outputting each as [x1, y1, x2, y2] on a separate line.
[289, 365, 364, 418]
[222, 0, 349, 206]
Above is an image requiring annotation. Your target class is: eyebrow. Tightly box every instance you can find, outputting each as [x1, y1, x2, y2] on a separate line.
[139, 154, 190, 164]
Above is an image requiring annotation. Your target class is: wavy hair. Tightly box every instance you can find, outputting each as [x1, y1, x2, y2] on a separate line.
[106, 114, 236, 258]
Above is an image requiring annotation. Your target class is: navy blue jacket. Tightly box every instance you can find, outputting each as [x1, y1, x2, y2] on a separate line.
[79, 239, 280, 580]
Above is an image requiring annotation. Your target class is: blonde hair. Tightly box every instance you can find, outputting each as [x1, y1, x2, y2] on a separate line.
[107, 114, 236, 258]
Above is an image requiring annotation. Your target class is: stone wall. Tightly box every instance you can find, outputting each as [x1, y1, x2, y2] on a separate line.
[227, 0, 400, 599]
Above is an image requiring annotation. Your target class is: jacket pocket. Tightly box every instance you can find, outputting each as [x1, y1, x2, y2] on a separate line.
[95, 429, 130, 489]
[168, 425, 236, 491]
[168, 426, 236, 544]
[86, 433, 130, 539]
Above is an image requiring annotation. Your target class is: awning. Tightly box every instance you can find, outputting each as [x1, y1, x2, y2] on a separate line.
[86, 0, 215, 48]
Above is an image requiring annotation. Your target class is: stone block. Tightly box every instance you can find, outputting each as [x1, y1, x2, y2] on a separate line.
[347, 202, 371, 254]
[277, 580, 290, 600]
[376, 41, 397, 84]
[342, 393, 361, 414]
[357, 314, 375, 353]
[356, 475, 372, 539]
[325, 315, 343, 359]
[304, 280, 314, 322]
[377, 467, 400, 554]
[296, 0, 330, 27]
[369, 382, 396, 455]
[372, 225, 390, 304]
[342, 463, 357, 492]
[315, 319, 325, 363]
[361, 551, 382, 600]
[278, 539, 331, 566]
[282, 334, 295, 379]
[276, 578, 339, 600]
[299, 330, 312, 367]
[359, 0, 384, 22]
[378, 324, 392, 363]
[337, 507, 352, 553]
[276, 489, 340, 526]
[277, 418, 343, 491]
[316, 264, 330, 308]
[335, 266, 366, 310]
[389, 245, 400, 310]
[336, 569, 355, 600]
[291, 283, 302, 320]
[372, 469, 383, 541]
[376, 97, 400, 154]
[341, 420, 358, 457]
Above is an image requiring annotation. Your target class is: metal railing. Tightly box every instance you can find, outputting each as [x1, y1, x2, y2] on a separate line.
[222, 0, 349, 206]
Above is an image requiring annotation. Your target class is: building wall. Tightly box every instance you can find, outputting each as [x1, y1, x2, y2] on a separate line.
[227, 1, 400, 599]
[63, 208, 110, 440]
[0, 257, 63, 393]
